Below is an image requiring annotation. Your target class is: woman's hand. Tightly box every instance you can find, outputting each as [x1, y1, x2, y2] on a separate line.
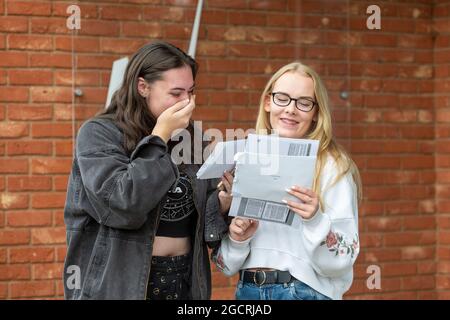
[218, 170, 234, 215]
[229, 217, 259, 242]
[283, 185, 319, 220]
[151, 95, 196, 143]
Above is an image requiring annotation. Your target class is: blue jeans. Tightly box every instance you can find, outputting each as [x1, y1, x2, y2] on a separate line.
[235, 279, 331, 300]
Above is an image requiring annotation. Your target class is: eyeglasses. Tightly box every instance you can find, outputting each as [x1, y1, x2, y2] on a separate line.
[271, 92, 317, 112]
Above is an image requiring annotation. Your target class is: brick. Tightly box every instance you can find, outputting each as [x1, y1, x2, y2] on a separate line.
[0, 248, 6, 263]
[32, 263, 63, 280]
[76, 55, 118, 69]
[121, 22, 162, 38]
[0, 265, 30, 280]
[53, 104, 99, 121]
[364, 248, 402, 263]
[7, 141, 52, 155]
[143, 6, 184, 22]
[10, 281, 55, 298]
[101, 6, 142, 20]
[32, 123, 73, 138]
[31, 158, 71, 174]
[0, 230, 30, 245]
[196, 74, 227, 89]
[30, 87, 71, 103]
[9, 247, 55, 263]
[8, 70, 53, 85]
[209, 92, 249, 106]
[365, 217, 402, 232]
[230, 107, 258, 122]
[76, 88, 107, 104]
[229, 44, 267, 58]
[30, 53, 72, 68]
[197, 42, 226, 56]
[0, 16, 28, 32]
[0, 122, 28, 138]
[249, 0, 287, 11]
[7, 211, 52, 227]
[202, 9, 227, 25]
[79, 20, 120, 37]
[228, 75, 267, 90]
[54, 36, 100, 53]
[8, 35, 53, 51]
[211, 287, 235, 300]
[0, 87, 29, 102]
[401, 247, 434, 260]
[54, 210, 65, 226]
[100, 38, 146, 54]
[30, 17, 69, 34]
[7, 1, 51, 16]
[31, 227, 66, 244]
[8, 104, 52, 121]
[56, 246, 66, 263]
[54, 70, 100, 86]
[209, 0, 248, 9]
[54, 141, 73, 156]
[193, 107, 229, 122]
[164, 25, 195, 40]
[54, 175, 69, 191]
[0, 160, 28, 174]
[383, 263, 417, 277]
[31, 193, 66, 209]
[8, 176, 52, 191]
[247, 28, 285, 43]
[0, 69, 6, 85]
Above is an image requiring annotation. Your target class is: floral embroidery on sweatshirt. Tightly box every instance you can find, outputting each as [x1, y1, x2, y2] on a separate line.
[320, 230, 359, 258]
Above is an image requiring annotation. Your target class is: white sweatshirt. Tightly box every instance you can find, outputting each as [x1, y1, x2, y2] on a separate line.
[213, 155, 360, 300]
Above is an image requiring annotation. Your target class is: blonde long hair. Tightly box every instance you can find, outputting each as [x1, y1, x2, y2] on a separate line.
[255, 62, 362, 210]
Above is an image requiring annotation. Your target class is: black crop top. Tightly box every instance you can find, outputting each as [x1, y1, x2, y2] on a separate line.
[156, 170, 197, 238]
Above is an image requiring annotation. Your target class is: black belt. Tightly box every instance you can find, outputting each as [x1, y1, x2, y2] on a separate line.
[240, 270, 295, 286]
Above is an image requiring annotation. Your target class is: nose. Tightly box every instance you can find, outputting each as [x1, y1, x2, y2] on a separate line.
[284, 100, 297, 114]
[184, 91, 193, 101]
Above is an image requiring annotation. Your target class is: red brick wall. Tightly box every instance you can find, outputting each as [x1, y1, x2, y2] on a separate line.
[0, 0, 448, 300]
[435, 0, 450, 299]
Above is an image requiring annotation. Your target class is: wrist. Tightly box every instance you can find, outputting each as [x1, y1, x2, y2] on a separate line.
[151, 125, 171, 143]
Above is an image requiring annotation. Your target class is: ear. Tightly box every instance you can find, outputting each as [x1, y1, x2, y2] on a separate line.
[137, 77, 149, 98]
[263, 95, 271, 112]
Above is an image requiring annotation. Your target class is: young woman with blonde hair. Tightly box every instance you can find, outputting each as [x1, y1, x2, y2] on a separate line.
[214, 62, 362, 300]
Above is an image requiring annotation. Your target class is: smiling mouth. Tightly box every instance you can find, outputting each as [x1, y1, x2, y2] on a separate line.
[280, 118, 299, 126]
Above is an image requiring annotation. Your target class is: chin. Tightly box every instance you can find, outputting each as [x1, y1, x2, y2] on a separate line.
[274, 127, 300, 138]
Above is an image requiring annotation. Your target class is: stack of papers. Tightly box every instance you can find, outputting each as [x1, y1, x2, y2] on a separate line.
[197, 134, 319, 227]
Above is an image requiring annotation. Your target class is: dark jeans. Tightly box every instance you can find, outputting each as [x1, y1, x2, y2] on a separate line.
[146, 253, 192, 300]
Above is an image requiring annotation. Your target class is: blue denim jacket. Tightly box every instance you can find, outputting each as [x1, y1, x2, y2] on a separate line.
[63, 117, 228, 299]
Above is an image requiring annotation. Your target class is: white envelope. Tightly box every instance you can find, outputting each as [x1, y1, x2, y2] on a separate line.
[229, 152, 316, 228]
[196, 139, 246, 179]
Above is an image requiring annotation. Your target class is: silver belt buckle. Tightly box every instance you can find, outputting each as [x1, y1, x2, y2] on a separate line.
[253, 270, 266, 286]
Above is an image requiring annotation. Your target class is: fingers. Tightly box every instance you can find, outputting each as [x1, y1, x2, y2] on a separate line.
[223, 170, 234, 183]
[229, 218, 259, 241]
[285, 186, 316, 204]
[233, 217, 250, 230]
[220, 177, 232, 194]
[176, 95, 196, 115]
[168, 98, 191, 113]
[221, 170, 234, 193]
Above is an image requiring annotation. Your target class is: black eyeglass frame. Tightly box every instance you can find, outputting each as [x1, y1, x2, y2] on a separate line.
[271, 92, 318, 112]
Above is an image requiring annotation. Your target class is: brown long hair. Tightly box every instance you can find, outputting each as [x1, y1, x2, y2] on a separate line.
[96, 41, 198, 155]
